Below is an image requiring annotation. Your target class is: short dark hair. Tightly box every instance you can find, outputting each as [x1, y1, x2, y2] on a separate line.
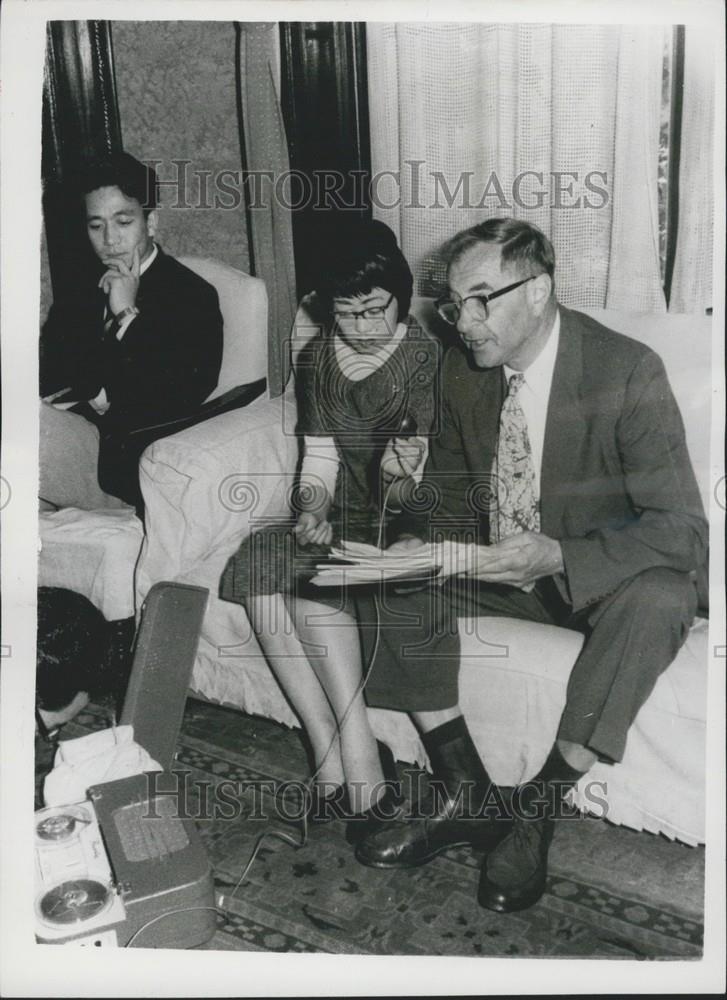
[77, 151, 159, 215]
[314, 218, 413, 322]
[36, 587, 107, 711]
[444, 218, 556, 284]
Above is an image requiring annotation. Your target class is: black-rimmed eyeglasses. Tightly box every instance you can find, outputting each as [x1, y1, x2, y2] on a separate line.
[332, 292, 395, 324]
[435, 276, 537, 325]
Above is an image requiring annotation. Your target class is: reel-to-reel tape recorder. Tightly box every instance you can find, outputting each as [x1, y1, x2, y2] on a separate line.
[34, 773, 216, 948]
[34, 583, 216, 948]
[34, 800, 126, 945]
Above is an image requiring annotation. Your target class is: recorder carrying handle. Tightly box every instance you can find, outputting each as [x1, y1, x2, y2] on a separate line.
[120, 582, 209, 771]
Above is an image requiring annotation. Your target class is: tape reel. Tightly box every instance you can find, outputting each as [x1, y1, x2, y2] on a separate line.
[35, 805, 93, 845]
[37, 878, 113, 927]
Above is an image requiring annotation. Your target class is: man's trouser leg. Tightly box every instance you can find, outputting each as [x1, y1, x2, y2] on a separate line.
[475, 566, 698, 913]
[363, 568, 697, 758]
[39, 402, 130, 511]
[557, 566, 699, 763]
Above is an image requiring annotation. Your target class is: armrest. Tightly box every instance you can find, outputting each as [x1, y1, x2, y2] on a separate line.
[125, 378, 267, 440]
[136, 392, 299, 599]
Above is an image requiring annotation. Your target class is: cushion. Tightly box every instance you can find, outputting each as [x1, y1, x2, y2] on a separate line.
[580, 308, 711, 512]
[38, 508, 144, 620]
[178, 256, 268, 397]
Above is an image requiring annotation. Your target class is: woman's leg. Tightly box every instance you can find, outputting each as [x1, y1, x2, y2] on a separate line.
[285, 595, 385, 813]
[246, 593, 345, 788]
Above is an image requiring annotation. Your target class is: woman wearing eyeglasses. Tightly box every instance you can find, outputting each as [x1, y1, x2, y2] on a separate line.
[220, 219, 440, 843]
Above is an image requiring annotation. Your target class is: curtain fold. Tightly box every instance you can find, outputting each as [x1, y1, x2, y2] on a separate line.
[669, 27, 715, 314]
[367, 23, 668, 311]
[238, 22, 296, 397]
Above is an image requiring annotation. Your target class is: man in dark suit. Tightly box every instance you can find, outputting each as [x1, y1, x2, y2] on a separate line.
[355, 218, 707, 913]
[40, 152, 223, 510]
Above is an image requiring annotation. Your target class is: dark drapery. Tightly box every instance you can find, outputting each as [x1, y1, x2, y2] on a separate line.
[42, 20, 122, 299]
[280, 22, 371, 300]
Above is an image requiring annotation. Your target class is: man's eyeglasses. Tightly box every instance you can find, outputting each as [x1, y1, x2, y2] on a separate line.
[435, 276, 537, 326]
[332, 292, 395, 324]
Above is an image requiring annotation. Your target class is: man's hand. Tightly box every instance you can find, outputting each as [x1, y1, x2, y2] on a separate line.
[98, 245, 141, 316]
[464, 531, 564, 589]
[294, 511, 333, 547]
[386, 534, 426, 554]
[381, 436, 426, 481]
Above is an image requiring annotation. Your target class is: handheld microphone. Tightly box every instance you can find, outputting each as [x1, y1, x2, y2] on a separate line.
[396, 412, 418, 439]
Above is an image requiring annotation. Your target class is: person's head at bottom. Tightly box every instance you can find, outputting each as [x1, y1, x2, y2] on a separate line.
[36, 587, 107, 737]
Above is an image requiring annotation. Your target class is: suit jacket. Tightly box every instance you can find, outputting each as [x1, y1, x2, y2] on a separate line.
[39, 246, 223, 433]
[39, 246, 224, 508]
[401, 305, 708, 613]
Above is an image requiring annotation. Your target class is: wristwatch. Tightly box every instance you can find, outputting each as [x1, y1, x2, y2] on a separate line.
[113, 306, 140, 323]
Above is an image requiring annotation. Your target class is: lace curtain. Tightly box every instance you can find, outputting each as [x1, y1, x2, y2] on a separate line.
[367, 23, 670, 312]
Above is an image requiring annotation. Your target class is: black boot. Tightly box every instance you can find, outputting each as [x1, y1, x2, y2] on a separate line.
[345, 740, 403, 844]
[376, 739, 400, 787]
[478, 744, 586, 912]
[355, 717, 510, 868]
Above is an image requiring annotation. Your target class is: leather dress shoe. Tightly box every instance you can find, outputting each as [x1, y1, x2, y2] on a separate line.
[477, 814, 554, 912]
[354, 791, 512, 868]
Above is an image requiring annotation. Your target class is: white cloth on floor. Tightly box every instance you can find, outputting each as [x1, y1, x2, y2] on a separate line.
[43, 725, 161, 807]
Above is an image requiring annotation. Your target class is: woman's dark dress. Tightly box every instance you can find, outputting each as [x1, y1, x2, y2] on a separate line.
[219, 317, 455, 709]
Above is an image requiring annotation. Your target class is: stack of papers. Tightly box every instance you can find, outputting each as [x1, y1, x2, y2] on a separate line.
[310, 539, 537, 593]
[310, 540, 442, 587]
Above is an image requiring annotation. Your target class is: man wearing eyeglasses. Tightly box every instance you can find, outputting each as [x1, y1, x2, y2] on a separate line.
[356, 218, 707, 914]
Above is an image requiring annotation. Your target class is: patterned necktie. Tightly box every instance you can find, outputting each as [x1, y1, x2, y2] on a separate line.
[493, 372, 540, 542]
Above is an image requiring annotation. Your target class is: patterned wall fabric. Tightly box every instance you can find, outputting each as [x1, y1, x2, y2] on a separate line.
[112, 21, 249, 273]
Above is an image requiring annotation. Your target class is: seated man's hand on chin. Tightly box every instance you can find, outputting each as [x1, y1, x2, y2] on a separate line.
[98, 245, 141, 316]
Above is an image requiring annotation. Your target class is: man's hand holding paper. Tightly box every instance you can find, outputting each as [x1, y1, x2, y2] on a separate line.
[432, 532, 563, 592]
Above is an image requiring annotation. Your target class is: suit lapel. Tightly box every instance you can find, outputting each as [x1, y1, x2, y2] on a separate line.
[540, 307, 586, 536]
[135, 245, 163, 309]
[466, 359, 504, 475]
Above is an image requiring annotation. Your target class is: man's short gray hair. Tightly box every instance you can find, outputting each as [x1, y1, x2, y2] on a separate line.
[444, 218, 556, 282]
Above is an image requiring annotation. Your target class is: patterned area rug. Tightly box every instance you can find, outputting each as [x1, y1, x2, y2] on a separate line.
[35, 699, 704, 958]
